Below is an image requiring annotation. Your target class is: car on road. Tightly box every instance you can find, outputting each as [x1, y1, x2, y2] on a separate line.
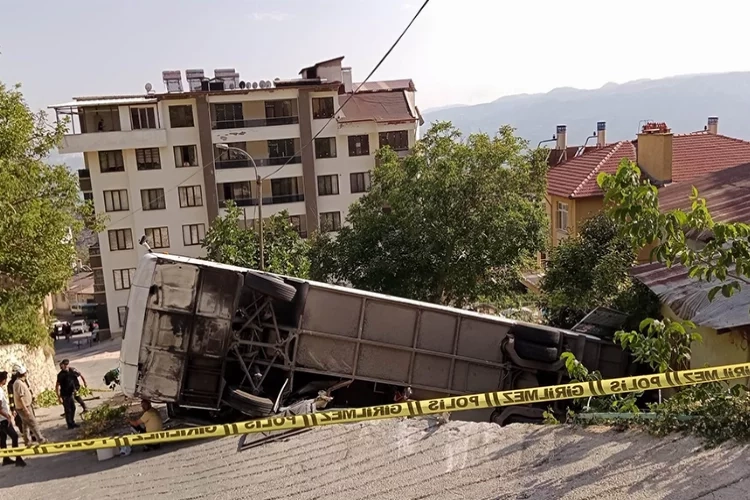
[70, 320, 89, 335]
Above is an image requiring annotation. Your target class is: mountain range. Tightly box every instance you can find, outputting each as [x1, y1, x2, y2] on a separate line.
[422, 72, 750, 146]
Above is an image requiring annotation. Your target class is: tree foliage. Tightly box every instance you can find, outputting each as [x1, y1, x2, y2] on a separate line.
[598, 159, 750, 305]
[202, 201, 310, 278]
[539, 213, 660, 330]
[309, 121, 549, 307]
[0, 82, 94, 345]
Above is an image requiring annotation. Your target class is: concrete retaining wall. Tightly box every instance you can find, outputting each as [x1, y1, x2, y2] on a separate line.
[0, 344, 58, 394]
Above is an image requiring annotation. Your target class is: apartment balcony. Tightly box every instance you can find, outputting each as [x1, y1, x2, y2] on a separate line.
[215, 156, 302, 170]
[212, 116, 299, 130]
[78, 169, 92, 192]
[212, 119, 300, 144]
[58, 128, 168, 154]
[219, 193, 305, 208]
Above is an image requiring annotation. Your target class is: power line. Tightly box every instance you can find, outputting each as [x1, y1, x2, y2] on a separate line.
[101, 0, 430, 232]
[262, 0, 430, 180]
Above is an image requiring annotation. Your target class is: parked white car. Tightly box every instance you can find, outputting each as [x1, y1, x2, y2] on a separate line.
[70, 320, 89, 335]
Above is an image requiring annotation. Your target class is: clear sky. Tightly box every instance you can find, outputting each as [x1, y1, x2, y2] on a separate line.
[2, 0, 750, 113]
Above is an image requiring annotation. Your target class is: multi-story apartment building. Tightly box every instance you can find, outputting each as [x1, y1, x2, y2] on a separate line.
[51, 56, 421, 338]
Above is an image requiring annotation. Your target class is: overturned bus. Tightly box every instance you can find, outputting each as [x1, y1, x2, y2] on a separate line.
[119, 253, 634, 425]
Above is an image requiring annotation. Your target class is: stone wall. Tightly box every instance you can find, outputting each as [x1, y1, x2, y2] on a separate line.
[0, 344, 58, 394]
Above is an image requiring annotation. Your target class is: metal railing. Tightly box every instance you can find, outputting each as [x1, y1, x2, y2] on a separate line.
[219, 193, 305, 208]
[215, 156, 301, 169]
[212, 116, 299, 130]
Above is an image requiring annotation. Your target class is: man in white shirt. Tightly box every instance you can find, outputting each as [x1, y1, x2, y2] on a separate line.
[0, 371, 25, 467]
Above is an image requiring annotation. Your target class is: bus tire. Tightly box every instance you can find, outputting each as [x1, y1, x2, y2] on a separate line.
[245, 272, 296, 302]
[510, 324, 561, 347]
[228, 388, 274, 415]
[513, 340, 560, 363]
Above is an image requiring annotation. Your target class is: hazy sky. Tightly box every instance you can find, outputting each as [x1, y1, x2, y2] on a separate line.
[2, 0, 750, 113]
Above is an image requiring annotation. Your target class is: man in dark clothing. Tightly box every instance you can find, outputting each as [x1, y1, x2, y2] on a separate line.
[56, 359, 79, 429]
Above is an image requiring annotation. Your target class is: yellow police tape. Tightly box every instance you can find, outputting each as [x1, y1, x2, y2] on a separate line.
[2, 362, 750, 458]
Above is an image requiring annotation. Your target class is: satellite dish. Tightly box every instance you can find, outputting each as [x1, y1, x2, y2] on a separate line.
[239, 81, 246, 89]
[274, 77, 280, 82]
[252, 82, 258, 89]
[228, 82, 235, 89]
[259, 81, 266, 89]
[145, 82, 153, 92]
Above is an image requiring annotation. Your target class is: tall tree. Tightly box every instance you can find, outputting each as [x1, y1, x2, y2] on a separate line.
[539, 213, 660, 330]
[0, 82, 94, 345]
[201, 201, 310, 278]
[598, 159, 750, 302]
[310, 121, 549, 307]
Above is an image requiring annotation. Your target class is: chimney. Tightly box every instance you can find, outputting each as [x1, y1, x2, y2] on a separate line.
[342, 67, 353, 93]
[707, 116, 719, 135]
[596, 121, 606, 147]
[556, 125, 567, 150]
[637, 122, 673, 183]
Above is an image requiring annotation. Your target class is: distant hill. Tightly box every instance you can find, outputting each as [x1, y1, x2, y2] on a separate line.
[422, 73, 750, 145]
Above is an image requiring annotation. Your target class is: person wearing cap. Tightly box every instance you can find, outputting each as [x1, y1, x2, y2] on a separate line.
[56, 359, 85, 429]
[12, 365, 46, 445]
[0, 371, 26, 467]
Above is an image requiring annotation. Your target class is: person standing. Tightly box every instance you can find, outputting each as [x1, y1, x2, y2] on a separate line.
[56, 360, 80, 429]
[0, 371, 25, 467]
[12, 366, 46, 445]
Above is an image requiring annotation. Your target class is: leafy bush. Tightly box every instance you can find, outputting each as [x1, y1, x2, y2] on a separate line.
[35, 389, 59, 408]
[80, 403, 127, 438]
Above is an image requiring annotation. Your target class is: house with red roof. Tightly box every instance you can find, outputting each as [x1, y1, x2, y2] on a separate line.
[545, 117, 750, 260]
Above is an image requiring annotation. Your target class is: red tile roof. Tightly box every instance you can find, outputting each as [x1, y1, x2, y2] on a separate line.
[547, 146, 598, 168]
[338, 91, 417, 124]
[546, 141, 636, 198]
[547, 132, 750, 199]
[671, 132, 750, 182]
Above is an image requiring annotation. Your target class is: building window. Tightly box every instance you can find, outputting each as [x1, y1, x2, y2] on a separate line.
[265, 99, 294, 118]
[350, 172, 371, 194]
[103, 189, 129, 212]
[179, 185, 203, 207]
[289, 215, 306, 237]
[320, 211, 341, 232]
[108, 229, 133, 251]
[83, 192, 94, 202]
[556, 202, 569, 231]
[93, 269, 105, 293]
[315, 137, 337, 159]
[270, 177, 304, 204]
[312, 97, 335, 119]
[213, 103, 244, 129]
[136, 148, 161, 170]
[268, 139, 295, 158]
[99, 150, 124, 173]
[317, 175, 339, 196]
[379, 131, 409, 151]
[145, 227, 170, 249]
[174, 145, 198, 167]
[183, 224, 206, 246]
[141, 188, 166, 210]
[113, 268, 135, 291]
[130, 107, 156, 129]
[348, 135, 370, 156]
[169, 105, 194, 128]
[117, 306, 128, 328]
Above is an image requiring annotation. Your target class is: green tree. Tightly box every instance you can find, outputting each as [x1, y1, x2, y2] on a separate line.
[539, 213, 660, 329]
[0, 82, 94, 345]
[201, 201, 310, 277]
[597, 159, 750, 304]
[310, 121, 549, 307]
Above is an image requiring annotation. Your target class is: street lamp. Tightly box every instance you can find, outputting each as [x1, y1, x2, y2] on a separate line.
[215, 143, 264, 271]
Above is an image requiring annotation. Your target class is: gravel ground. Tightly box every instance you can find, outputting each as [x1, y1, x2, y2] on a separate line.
[2, 417, 750, 499]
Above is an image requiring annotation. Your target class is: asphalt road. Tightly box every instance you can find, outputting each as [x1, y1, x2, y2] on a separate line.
[2, 417, 750, 499]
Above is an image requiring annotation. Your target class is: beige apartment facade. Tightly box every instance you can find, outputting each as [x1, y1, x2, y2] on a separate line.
[52, 56, 420, 336]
